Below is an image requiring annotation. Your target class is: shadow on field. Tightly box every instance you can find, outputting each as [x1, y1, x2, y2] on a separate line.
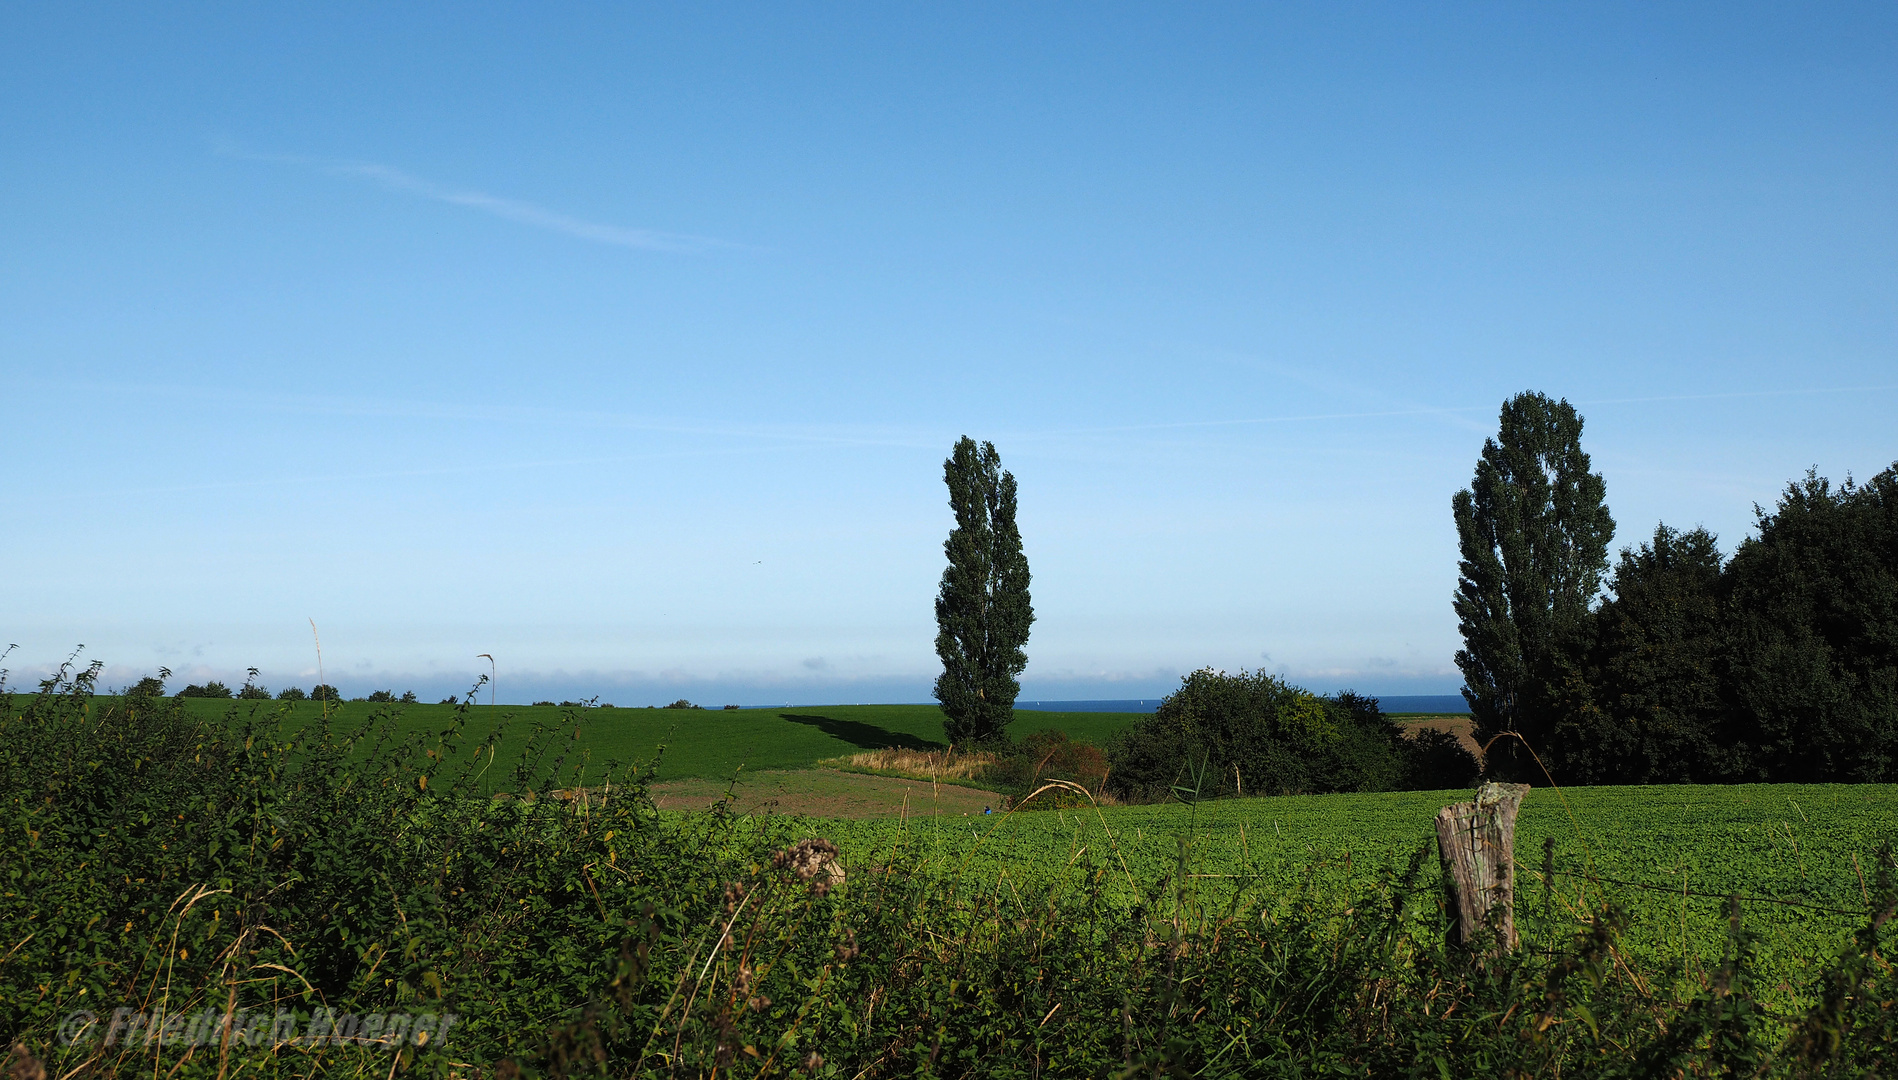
[778, 713, 943, 752]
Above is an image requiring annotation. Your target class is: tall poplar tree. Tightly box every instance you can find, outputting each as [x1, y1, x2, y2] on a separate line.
[1453, 392, 1614, 781]
[933, 437, 1034, 745]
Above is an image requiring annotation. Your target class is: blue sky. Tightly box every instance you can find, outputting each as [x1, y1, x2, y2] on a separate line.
[4, 3, 1894, 704]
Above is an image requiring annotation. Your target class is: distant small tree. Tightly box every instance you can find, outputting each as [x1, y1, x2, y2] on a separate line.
[129, 675, 167, 698]
[1452, 392, 1614, 781]
[533, 700, 557, 707]
[235, 667, 269, 699]
[933, 437, 1035, 746]
[438, 695, 458, 705]
[367, 690, 396, 703]
[400, 691, 418, 704]
[276, 686, 307, 701]
[663, 699, 703, 710]
[310, 684, 342, 703]
[178, 681, 232, 699]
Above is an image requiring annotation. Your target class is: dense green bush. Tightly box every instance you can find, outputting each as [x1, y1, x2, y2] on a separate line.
[1106, 672, 1443, 801]
[309, 683, 342, 702]
[276, 685, 307, 700]
[7, 664, 1897, 1077]
[175, 680, 231, 699]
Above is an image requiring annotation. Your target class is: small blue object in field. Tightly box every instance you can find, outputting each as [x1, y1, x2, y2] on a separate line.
[983, 806, 991, 815]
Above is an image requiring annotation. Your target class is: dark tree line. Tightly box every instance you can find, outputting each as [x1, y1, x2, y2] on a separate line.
[1456, 392, 1898, 785]
[1545, 467, 1898, 784]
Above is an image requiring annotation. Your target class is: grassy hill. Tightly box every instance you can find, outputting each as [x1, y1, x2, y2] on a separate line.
[165, 698, 1145, 786]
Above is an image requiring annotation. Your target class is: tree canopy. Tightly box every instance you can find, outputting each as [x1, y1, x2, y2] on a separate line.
[1452, 392, 1614, 781]
[932, 437, 1034, 746]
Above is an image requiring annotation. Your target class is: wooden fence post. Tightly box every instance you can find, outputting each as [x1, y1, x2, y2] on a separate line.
[1435, 781, 1530, 953]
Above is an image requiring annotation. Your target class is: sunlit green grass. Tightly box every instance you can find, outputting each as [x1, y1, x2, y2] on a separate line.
[164, 697, 1142, 784]
[776, 782, 1898, 1013]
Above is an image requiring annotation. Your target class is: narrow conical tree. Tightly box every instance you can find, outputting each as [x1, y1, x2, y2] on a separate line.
[1453, 392, 1614, 781]
[933, 437, 1034, 746]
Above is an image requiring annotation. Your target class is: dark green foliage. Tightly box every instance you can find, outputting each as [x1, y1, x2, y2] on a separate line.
[933, 436, 1034, 746]
[129, 674, 166, 697]
[176, 680, 232, 698]
[1721, 466, 1898, 783]
[663, 698, 703, 710]
[309, 683, 341, 702]
[1549, 525, 1729, 784]
[1106, 670, 1408, 801]
[532, 699, 557, 706]
[277, 685, 308, 700]
[1453, 392, 1615, 781]
[366, 689, 397, 703]
[1401, 727, 1482, 789]
[400, 690, 418, 704]
[1535, 463, 1898, 786]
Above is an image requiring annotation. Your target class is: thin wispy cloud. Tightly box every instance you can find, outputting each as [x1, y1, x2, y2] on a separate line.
[220, 144, 734, 253]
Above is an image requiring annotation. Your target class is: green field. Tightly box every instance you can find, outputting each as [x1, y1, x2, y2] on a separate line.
[751, 782, 1898, 1012]
[168, 698, 1142, 785]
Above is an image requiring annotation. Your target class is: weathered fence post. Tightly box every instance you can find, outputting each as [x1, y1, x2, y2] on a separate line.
[1435, 781, 1530, 953]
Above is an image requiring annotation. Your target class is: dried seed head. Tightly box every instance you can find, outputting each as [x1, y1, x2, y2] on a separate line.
[800, 1051, 825, 1073]
[834, 929, 859, 964]
[773, 838, 845, 891]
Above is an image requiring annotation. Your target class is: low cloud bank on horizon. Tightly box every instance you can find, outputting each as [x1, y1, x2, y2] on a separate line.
[3, 658, 1463, 708]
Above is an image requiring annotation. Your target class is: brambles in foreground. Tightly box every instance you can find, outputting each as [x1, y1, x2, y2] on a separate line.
[8, 665, 1897, 1078]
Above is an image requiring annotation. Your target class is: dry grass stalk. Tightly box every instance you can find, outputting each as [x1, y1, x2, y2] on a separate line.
[818, 747, 1000, 781]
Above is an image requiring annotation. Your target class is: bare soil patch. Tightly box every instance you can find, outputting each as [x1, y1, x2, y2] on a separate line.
[652, 768, 1004, 819]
